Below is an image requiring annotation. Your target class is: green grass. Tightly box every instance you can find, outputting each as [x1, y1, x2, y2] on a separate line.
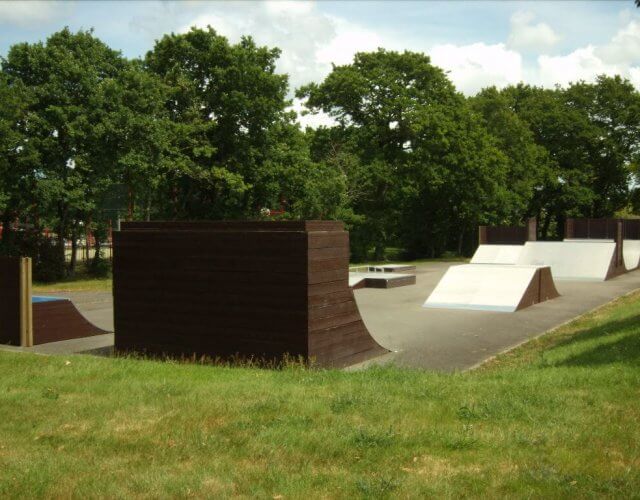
[33, 263, 112, 293]
[32, 276, 113, 293]
[1, 292, 640, 498]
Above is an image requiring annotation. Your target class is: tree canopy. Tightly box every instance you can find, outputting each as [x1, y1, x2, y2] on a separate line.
[1, 27, 639, 277]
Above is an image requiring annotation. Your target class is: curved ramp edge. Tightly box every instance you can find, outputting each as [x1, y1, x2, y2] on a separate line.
[32, 299, 109, 345]
[309, 285, 389, 368]
[623, 240, 640, 271]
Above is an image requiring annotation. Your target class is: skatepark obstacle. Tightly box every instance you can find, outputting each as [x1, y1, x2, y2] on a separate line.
[113, 221, 388, 368]
[473, 218, 536, 264]
[566, 217, 640, 271]
[0, 256, 107, 346]
[516, 240, 626, 280]
[470, 245, 523, 264]
[348, 272, 416, 289]
[423, 264, 559, 312]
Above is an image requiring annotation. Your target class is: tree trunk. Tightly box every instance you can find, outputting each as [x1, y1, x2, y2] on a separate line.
[1, 211, 14, 251]
[69, 225, 78, 277]
[541, 213, 552, 240]
[93, 235, 102, 267]
[457, 229, 464, 256]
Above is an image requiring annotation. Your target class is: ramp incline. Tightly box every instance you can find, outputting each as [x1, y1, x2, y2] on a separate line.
[470, 244, 523, 264]
[517, 241, 621, 281]
[423, 264, 559, 312]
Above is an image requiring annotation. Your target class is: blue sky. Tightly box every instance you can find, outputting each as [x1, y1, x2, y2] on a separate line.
[1, 1, 638, 125]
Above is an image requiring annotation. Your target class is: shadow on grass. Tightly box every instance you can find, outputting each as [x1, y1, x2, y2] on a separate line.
[547, 314, 640, 367]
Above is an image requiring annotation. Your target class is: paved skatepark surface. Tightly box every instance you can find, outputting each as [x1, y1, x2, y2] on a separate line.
[3, 263, 639, 371]
[355, 262, 640, 371]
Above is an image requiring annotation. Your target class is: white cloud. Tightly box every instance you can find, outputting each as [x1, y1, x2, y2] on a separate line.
[536, 19, 640, 88]
[0, 0, 66, 27]
[595, 19, 640, 65]
[174, 1, 390, 126]
[630, 67, 640, 90]
[538, 46, 618, 87]
[289, 98, 335, 129]
[430, 43, 523, 95]
[133, 1, 640, 122]
[315, 16, 385, 67]
[507, 11, 561, 52]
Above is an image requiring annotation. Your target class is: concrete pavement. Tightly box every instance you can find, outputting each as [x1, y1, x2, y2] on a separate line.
[354, 262, 640, 371]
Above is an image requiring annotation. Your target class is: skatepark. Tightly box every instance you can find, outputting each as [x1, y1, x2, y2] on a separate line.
[3, 216, 639, 371]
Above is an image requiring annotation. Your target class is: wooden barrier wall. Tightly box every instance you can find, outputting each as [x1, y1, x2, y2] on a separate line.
[566, 218, 640, 240]
[479, 218, 537, 245]
[113, 221, 388, 367]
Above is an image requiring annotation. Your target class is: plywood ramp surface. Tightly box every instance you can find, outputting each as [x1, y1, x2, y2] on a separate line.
[471, 245, 523, 265]
[423, 264, 559, 312]
[517, 241, 621, 281]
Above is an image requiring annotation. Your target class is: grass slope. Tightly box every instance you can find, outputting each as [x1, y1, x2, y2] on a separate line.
[1, 292, 639, 498]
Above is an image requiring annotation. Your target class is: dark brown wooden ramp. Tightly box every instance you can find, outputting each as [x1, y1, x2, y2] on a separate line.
[113, 221, 388, 368]
[32, 298, 109, 345]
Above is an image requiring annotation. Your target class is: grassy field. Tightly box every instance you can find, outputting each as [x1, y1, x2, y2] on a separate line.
[33, 263, 112, 293]
[1, 292, 639, 498]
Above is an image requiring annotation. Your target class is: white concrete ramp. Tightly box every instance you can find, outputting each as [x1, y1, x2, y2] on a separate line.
[518, 241, 617, 280]
[623, 240, 640, 270]
[423, 264, 557, 312]
[471, 244, 523, 264]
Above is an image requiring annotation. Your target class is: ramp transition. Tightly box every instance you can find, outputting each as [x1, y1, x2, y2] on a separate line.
[517, 241, 624, 280]
[423, 264, 559, 312]
[470, 244, 523, 265]
[0, 257, 108, 347]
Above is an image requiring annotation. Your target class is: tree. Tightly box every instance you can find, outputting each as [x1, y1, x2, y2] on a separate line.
[2, 28, 126, 275]
[145, 27, 291, 219]
[502, 78, 640, 237]
[469, 87, 554, 229]
[299, 49, 508, 258]
[299, 49, 460, 258]
[564, 75, 640, 216]
[0, 74, 38, 252]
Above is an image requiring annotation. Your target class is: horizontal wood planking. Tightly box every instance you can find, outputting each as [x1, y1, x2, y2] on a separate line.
[0, 257, 21, 345]
[121, 220, 344, 232]
[114, 221, 387, 367]
[568, 218, 640, 240]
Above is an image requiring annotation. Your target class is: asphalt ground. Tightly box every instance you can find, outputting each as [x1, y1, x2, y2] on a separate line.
[354, 262, 640, 371]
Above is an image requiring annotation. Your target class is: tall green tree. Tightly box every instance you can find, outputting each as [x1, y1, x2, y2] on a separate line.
[0, 74, 38, 251]
[2, 28, 126, 274]
[145, 27, 291, 218]
[299, 49, 508, 258]
[469, 87, 554, 230]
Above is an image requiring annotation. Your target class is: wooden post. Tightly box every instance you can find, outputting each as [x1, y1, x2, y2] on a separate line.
[478, 225, 487, 245]
[616, 220, 624, 268]
[565, 218, 575, 239]
[19, 257, 33, 347]
[527, 217, 537, 241]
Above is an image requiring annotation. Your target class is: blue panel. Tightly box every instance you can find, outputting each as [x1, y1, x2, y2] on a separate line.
[32, 296, 67, 303]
